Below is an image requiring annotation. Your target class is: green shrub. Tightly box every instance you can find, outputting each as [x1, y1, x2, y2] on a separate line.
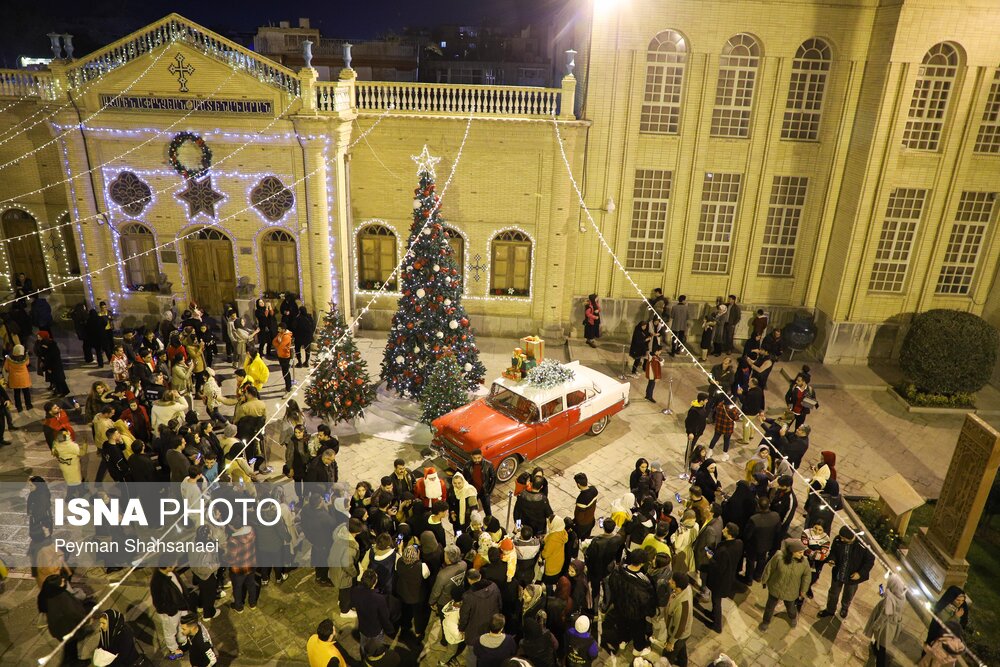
[850, 498, 903, 553]
[899, 309, 998, 394]
[896, 383, 976, 409]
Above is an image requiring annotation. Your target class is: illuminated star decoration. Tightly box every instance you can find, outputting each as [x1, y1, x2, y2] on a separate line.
[179, 175, 225, 218]
[411, 144, 442, 179]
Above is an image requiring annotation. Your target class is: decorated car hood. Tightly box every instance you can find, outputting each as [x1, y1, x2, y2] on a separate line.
[434, 398, 531, 450]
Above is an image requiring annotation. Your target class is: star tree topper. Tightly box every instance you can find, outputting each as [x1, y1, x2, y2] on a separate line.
[411, 145, 442, 179]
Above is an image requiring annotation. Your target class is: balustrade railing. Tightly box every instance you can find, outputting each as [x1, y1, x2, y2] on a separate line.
[65, 14, 300, 97]
[0, 70, 57, 100]
[355, 81, 562, 117]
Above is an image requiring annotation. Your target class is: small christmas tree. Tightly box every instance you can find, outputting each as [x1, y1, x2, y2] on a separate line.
[304, 302, 376, 423]
[380, 145, 487, 399]
[420, 355, 470, 424]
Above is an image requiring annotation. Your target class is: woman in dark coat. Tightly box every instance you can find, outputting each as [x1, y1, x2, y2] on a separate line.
[925, 586, 970, 647]
[721, 479, 756, 532]
[27, 476, 53, 559]
[292, 307, 316, 367]
[97, 608, 144, 666]
[519, 617, 558, 667]
[583, 294, 601, 347]
[693, 458, 723, 504]
[86, 309, 106, 367]
[35, 332, 71, 396]
[38, 574, 90, 666]
[629, 458, 651, 499]
[628, 321, 651, 375]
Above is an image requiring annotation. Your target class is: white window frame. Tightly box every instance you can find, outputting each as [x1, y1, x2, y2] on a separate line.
[781, 39, 832, 141]
[758, 176, 809, 277]
[626, 169, 672, 271]
[902, 43, 960, 151]
[868, 188, 927, 293]
[936, 192, 996, 295]
[692, 173, 741, 274]
[974, 68, 1000, 154]
[640, 30, 688, 135]
[711, 34, 761, 138]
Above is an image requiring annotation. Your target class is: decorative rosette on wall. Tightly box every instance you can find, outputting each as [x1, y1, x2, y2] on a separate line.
[108, 171, 152, 217]
[250, 175, 294, 222]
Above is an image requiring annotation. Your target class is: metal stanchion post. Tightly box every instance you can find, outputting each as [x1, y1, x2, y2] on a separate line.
[505, 489, 514, 533]
[618, 343, 629, 380]
[661, 376, 675, 415]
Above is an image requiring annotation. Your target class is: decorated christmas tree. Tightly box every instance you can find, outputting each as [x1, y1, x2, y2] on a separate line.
[304, 302, 376, 423]
[420, 355, 470, 424]
[380, 146, 486, 399]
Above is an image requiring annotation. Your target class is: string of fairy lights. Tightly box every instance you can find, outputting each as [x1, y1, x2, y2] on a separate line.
[0, 66, 240, 208]
[0, 103, 394, 310]
[549, 115, 986, 667]
[33, 115, 475, 666]
[0, 45, 172, 162]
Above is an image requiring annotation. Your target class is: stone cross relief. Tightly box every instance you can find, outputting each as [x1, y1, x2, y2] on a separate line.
[470, 253, 488, 282]
[168, 53, 195, 92]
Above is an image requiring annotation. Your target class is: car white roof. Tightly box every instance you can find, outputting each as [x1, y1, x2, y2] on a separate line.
[493, 361, 622, 405]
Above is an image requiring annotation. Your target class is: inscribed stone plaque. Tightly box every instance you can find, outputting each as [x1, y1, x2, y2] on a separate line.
[874, 473, 924, 516]
[926, 414, 1000, 560]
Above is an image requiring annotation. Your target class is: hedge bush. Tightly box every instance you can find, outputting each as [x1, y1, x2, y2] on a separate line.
[899, 309, 999, 394]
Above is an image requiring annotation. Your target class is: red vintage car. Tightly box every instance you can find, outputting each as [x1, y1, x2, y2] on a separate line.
[432, 361, 630, 482]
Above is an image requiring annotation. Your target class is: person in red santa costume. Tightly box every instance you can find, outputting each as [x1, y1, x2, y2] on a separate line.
[414, 467, 448, 508]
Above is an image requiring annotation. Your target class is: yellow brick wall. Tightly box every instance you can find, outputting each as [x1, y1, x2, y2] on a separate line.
[578, 0, 1000, 349]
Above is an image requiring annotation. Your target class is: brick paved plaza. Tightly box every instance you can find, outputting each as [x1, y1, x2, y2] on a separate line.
[0, 331, 977, 666]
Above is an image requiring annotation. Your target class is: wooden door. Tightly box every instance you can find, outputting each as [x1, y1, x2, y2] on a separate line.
[262, 239, 298, 295]
[2, 210, 49, 288]
[185, 238, 236, 313]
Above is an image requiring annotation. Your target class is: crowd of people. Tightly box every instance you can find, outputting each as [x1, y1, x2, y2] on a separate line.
[12, 288, 974, 667]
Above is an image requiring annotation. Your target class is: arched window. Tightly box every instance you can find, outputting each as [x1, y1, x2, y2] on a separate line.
[2, 208, 49, 289]
[782, 39, 832, 141]
[357, 224, 397, 290]
[261, 229, 299, 296]
[903, 42, 961, 151]
[191, 227, 229, 241]
[974, 67, 1000, 153]
[711, 34, 761, 138]
[119, 222, 159, 288]
[54, 212, 81, 275]
[490, 230, 532, 296]
[442, 226, 465, 284]
[640, 30, 688, 134]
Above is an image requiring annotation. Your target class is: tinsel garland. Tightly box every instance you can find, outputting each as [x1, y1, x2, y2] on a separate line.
[526, 359, 575, 389]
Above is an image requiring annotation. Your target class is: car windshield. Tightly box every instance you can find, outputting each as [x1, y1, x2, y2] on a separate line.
[487, 383, 538, 423]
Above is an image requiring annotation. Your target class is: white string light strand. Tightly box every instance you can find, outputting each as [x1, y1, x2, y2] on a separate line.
[0, 45, 172, 168]
[0, 66, 240, 207]
[33, 113, 473, 666]
[549, 115, 986, 667]
[0, 92, 308, 249]
[0, 105, 395, 309]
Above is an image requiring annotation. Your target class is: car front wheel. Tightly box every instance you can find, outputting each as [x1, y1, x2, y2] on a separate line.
[589, 415, 610, 436]
[496, 454, 520, 483]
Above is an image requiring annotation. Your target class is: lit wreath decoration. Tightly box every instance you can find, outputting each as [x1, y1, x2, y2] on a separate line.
[167, 131, 212, 180]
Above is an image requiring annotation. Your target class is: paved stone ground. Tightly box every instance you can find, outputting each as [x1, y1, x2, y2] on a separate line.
[0, 330, 961, 666]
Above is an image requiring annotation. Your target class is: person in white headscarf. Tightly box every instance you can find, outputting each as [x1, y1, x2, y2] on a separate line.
[865, 573, 908, 666]
[610, 492, 635, 529]
[449, 472, 479, 532]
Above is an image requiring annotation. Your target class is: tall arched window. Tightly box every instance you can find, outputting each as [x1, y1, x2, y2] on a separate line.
[442, 226, 464, 286]
[711, 34, 761, 138]
[1, 208, 49, 289]
[119, 222, 159, 289]
[357, 224, 397, 290]
[782, 39, 832, 141]
[902, 42, 961, 151]
[261, 229, 299, 296]
[490, 230, 532, 296]
[640, 30, 688, 134]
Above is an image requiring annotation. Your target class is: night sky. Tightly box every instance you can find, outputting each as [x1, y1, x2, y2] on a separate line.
[3, 0, 569, 66]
